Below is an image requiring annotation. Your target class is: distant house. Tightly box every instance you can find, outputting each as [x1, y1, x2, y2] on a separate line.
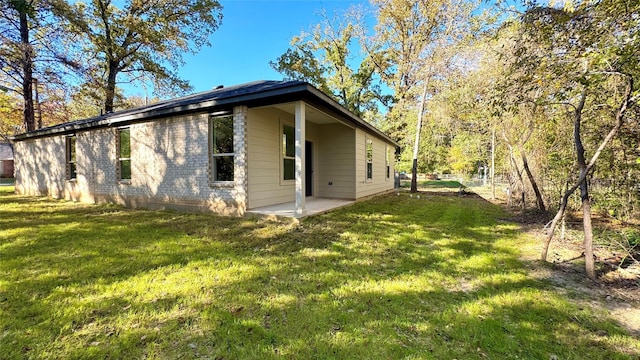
[11, 80, 398, 217]
[0, 142, 14, 178]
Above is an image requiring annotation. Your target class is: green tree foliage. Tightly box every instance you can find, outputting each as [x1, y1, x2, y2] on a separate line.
[369, 0, 481, 191]
[505, 0, 640, 279]
[1, 0, 36, 131]
[270, 45, 328, 91]
[0, 91, 24, 140]
[369, 0, 480, 101]
[61, 87, 103, 120]
[0, 0, 78, 131]
[59, 0, 223, 113]
[270, 10, 387, 120]
[449, 133, 486, 175]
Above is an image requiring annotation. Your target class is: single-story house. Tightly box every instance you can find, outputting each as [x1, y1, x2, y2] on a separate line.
[0, 142, 14, 178]
[11, 80, 399, 217]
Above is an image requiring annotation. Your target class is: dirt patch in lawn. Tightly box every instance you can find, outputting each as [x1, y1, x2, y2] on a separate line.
[519, 228, 640, 334]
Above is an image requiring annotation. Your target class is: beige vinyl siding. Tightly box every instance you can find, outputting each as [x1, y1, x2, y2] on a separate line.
[246, 107, 323, 209]
[317, 123, 355, 199]
[246, 107, 392, 207]
[246, 108, 292, 208]
[355, 128, 395, 198]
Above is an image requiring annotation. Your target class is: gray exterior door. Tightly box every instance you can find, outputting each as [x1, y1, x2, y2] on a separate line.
[305, 141, 312, 196]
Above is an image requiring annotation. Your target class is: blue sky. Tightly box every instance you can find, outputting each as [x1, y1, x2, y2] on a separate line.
[147, 0, 369, 97]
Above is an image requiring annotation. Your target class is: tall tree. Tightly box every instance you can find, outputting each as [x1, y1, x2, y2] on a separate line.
[486, 22, 567, 211]
[512, 0, 640, 279]
[367, 0, 481, 192]
[61, 0, 223, 113]
[271, 9, 387, 120]
[1, 0, 75, 131]
[498, 102, 547, 212]
[10, 0, 35, 131]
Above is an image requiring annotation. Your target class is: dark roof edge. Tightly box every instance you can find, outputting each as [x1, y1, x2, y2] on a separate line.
[302, 84, 399, 147]
[11, 81, 399, 147]
[10, 83, 297, 141]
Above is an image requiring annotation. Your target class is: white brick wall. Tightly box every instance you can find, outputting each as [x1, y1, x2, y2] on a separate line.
[14, 103, 395, 215]
[14, 106, 250, 215]
[232, 106, 248, 213]
[14, 136, 66, 198]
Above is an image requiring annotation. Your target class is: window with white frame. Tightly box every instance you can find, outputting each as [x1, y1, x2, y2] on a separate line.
[366, 137, 373, 181]
[282, 124, 295, 181]
[117, 128, 131, 181]
[210, 115, 234, 182]
[66, 134, 76, 180]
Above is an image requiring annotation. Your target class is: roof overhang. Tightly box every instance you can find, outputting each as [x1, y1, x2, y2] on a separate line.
[11, 81, 399, 147]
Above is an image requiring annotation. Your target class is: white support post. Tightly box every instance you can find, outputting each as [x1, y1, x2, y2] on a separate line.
[295, 101, 306, 217]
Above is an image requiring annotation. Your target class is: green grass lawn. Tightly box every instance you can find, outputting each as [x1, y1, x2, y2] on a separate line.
[1, 185, 638, 359]
[399, 179, 464, 189]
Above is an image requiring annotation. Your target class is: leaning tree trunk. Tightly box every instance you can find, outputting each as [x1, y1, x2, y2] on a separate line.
[573, 88, 595, 280]
[520, 151, 546, 212]
[503, 132, 529, 210]
[508, 151, 526, 210]
[541, 79, 635, 279]
[515, 118, 544, 211]
[542, 189, 572, 261]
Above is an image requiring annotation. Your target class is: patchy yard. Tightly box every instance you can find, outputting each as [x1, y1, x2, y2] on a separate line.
[1, 185, 638, 359]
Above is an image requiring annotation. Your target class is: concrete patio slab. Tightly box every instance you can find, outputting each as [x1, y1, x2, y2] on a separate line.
[247, 197, 354, 220]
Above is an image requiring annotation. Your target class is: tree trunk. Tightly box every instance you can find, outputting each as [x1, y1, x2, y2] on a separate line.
[491, 127, 496, 200]
[18, 3, 35, 132]
[573, 87, 596, 279]
[543, 87, 587, 261]
[410, 83, 428, 193]
[509, 152, 526, 210]
[541, 191, 570, 260]
[503, 132, 527, 210]
[580, 178, 596, 280]
[520, 150, 546, 212]
[410, 159, 418, 192]
[104, 61, 118, 113]
[507, 174, 513, 207]
[541, 79, 633, 272]
[34, 78, 42, 128]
